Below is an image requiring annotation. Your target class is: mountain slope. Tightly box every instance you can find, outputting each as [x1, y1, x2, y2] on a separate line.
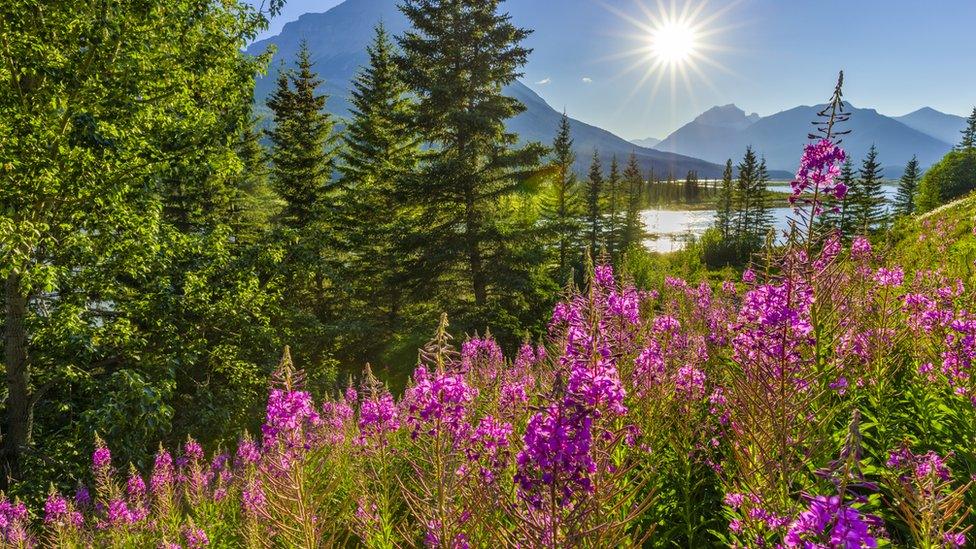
[894, 107, 967, 146]
[246, 0, 732, 177]
[658, 102, 955, 175]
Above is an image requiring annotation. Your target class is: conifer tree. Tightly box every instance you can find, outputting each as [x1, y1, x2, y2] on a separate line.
[398, 0, 546, 315]
[585, 151, 604, 257]
[959, 107, 976, 150]
[265, 41, 338, 229]
[540, 112, 583, 276]
[339, 24, 419, 350]
[753, 157, 773, 239]
[733, 147, 758, 250]
[228, 122, 280, 246]
[715, 159, 734, 240]
[851, 145, 887, 230]
[621, 152, 645, 251]
[894, 155, 921, 216]
[604, 156, 622, 257]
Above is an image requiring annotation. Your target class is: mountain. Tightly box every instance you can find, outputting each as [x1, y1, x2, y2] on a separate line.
[894, 107, 967, 146]
[246, 0, 731, 177]
[657, 102, 954, 176]
[630, 137, 661, 148]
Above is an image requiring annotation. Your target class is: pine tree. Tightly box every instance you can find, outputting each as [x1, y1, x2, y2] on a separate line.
[604, 155, 621, 257]
[585, 151, 604, 257]
[753, 157, 774, 240]
[714, 159, 734, 240]
[959, 107, 976, 150]
[540, 112, 583, 276]
[265, 41, 338, 229]
[894, 155, 920, 216]
[339, 24, 419, 350]
[851, 145, 887, 231]
[733, 147, 759, 251]
[228, 121, 280, 245]
[621, 152, 645, 251]
[398, 0, 546, 314]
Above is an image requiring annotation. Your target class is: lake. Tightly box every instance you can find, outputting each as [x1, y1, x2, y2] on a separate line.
[641, 183, 899, 253]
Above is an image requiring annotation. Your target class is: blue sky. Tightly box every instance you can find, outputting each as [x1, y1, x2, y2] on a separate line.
[249, 0, 976, 140]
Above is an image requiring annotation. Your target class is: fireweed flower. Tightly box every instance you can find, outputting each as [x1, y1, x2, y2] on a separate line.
[405, 364, 477, 441]
[262, 388, 321, 446]
[151, 448, 175, 494]
[0, 497, 32, 545]
[784, 494, 881, 548]
[467, 415, 513, 483]
[241, 478, 266, 517]
[873, 267, 904, 287]
[790, 138, 846, 211]
[851, 236, 873, 259]
[182, 525, 210, 548]
[460, 336, 504, 375]
[236, 436, 261, 466]
[515, 402, 596, 508]
[92, 442, 112, 473]
[358, 392, 401, 444]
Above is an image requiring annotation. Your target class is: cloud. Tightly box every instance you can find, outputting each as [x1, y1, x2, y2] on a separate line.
[535, 77, 551, 85]
[581, 77, 593, 84]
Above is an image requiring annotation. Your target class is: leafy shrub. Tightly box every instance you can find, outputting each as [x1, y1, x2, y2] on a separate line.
[916, 149, 976, 212]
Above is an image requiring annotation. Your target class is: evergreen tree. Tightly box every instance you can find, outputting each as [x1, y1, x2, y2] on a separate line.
[265, 41, 338, 229]
[604, 156, 622, 257]
[714, 159, 734, 240]
[585, 151, 604, 257]
[733, 147, 759, 251]
[851, 145, 887, 231]
[894, 155, 921, 216]
[228, 121, 280, 246]
[753, 157, 773, 240]
[398, 0, 547, 321]
[621, 152, 645, 251]
[539, 112, 583, 277]
[338, 24, 419, 357]
[959, 106, 976, 150]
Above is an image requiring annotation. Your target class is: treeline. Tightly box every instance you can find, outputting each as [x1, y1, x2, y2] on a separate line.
[0, 0, 652, 500]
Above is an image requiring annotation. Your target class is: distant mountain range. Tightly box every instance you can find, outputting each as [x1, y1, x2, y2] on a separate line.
[247, 0, 966, 180]
[246, 0, 744, 179]
[655, 103, 965, 177]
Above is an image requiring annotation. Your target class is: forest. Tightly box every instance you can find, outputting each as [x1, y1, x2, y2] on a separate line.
[2, 0, 976, 547]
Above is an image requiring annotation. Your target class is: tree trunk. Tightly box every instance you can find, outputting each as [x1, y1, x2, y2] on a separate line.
[3, 273, 30, 486]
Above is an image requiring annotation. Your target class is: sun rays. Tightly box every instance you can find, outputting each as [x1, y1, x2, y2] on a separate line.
[600, 0, 742, 120]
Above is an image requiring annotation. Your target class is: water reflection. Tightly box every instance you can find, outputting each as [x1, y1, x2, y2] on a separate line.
[641, 185, 898, 253]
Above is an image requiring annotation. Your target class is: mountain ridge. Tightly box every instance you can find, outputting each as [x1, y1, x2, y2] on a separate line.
[245, 0, 738, 178]
[657, 101, 956, 176]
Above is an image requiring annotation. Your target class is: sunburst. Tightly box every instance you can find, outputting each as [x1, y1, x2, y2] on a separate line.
[600, 0, 741, 118]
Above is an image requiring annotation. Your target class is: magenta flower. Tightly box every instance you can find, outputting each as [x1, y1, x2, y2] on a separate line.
[790, 139, 847, 210]
[784, 494, 880, 548]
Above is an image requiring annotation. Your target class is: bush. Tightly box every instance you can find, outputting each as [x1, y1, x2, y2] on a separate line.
[915, 149, 976, 212]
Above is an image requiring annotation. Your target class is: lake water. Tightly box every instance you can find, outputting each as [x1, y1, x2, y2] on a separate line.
[641, 184, 899, 253]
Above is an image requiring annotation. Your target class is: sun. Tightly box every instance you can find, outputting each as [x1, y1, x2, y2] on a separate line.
[600, 0, 738, 116]
[650, 21, 697, 65]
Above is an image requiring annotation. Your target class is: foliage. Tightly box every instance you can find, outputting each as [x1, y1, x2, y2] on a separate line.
[916, 149, 976, 213]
